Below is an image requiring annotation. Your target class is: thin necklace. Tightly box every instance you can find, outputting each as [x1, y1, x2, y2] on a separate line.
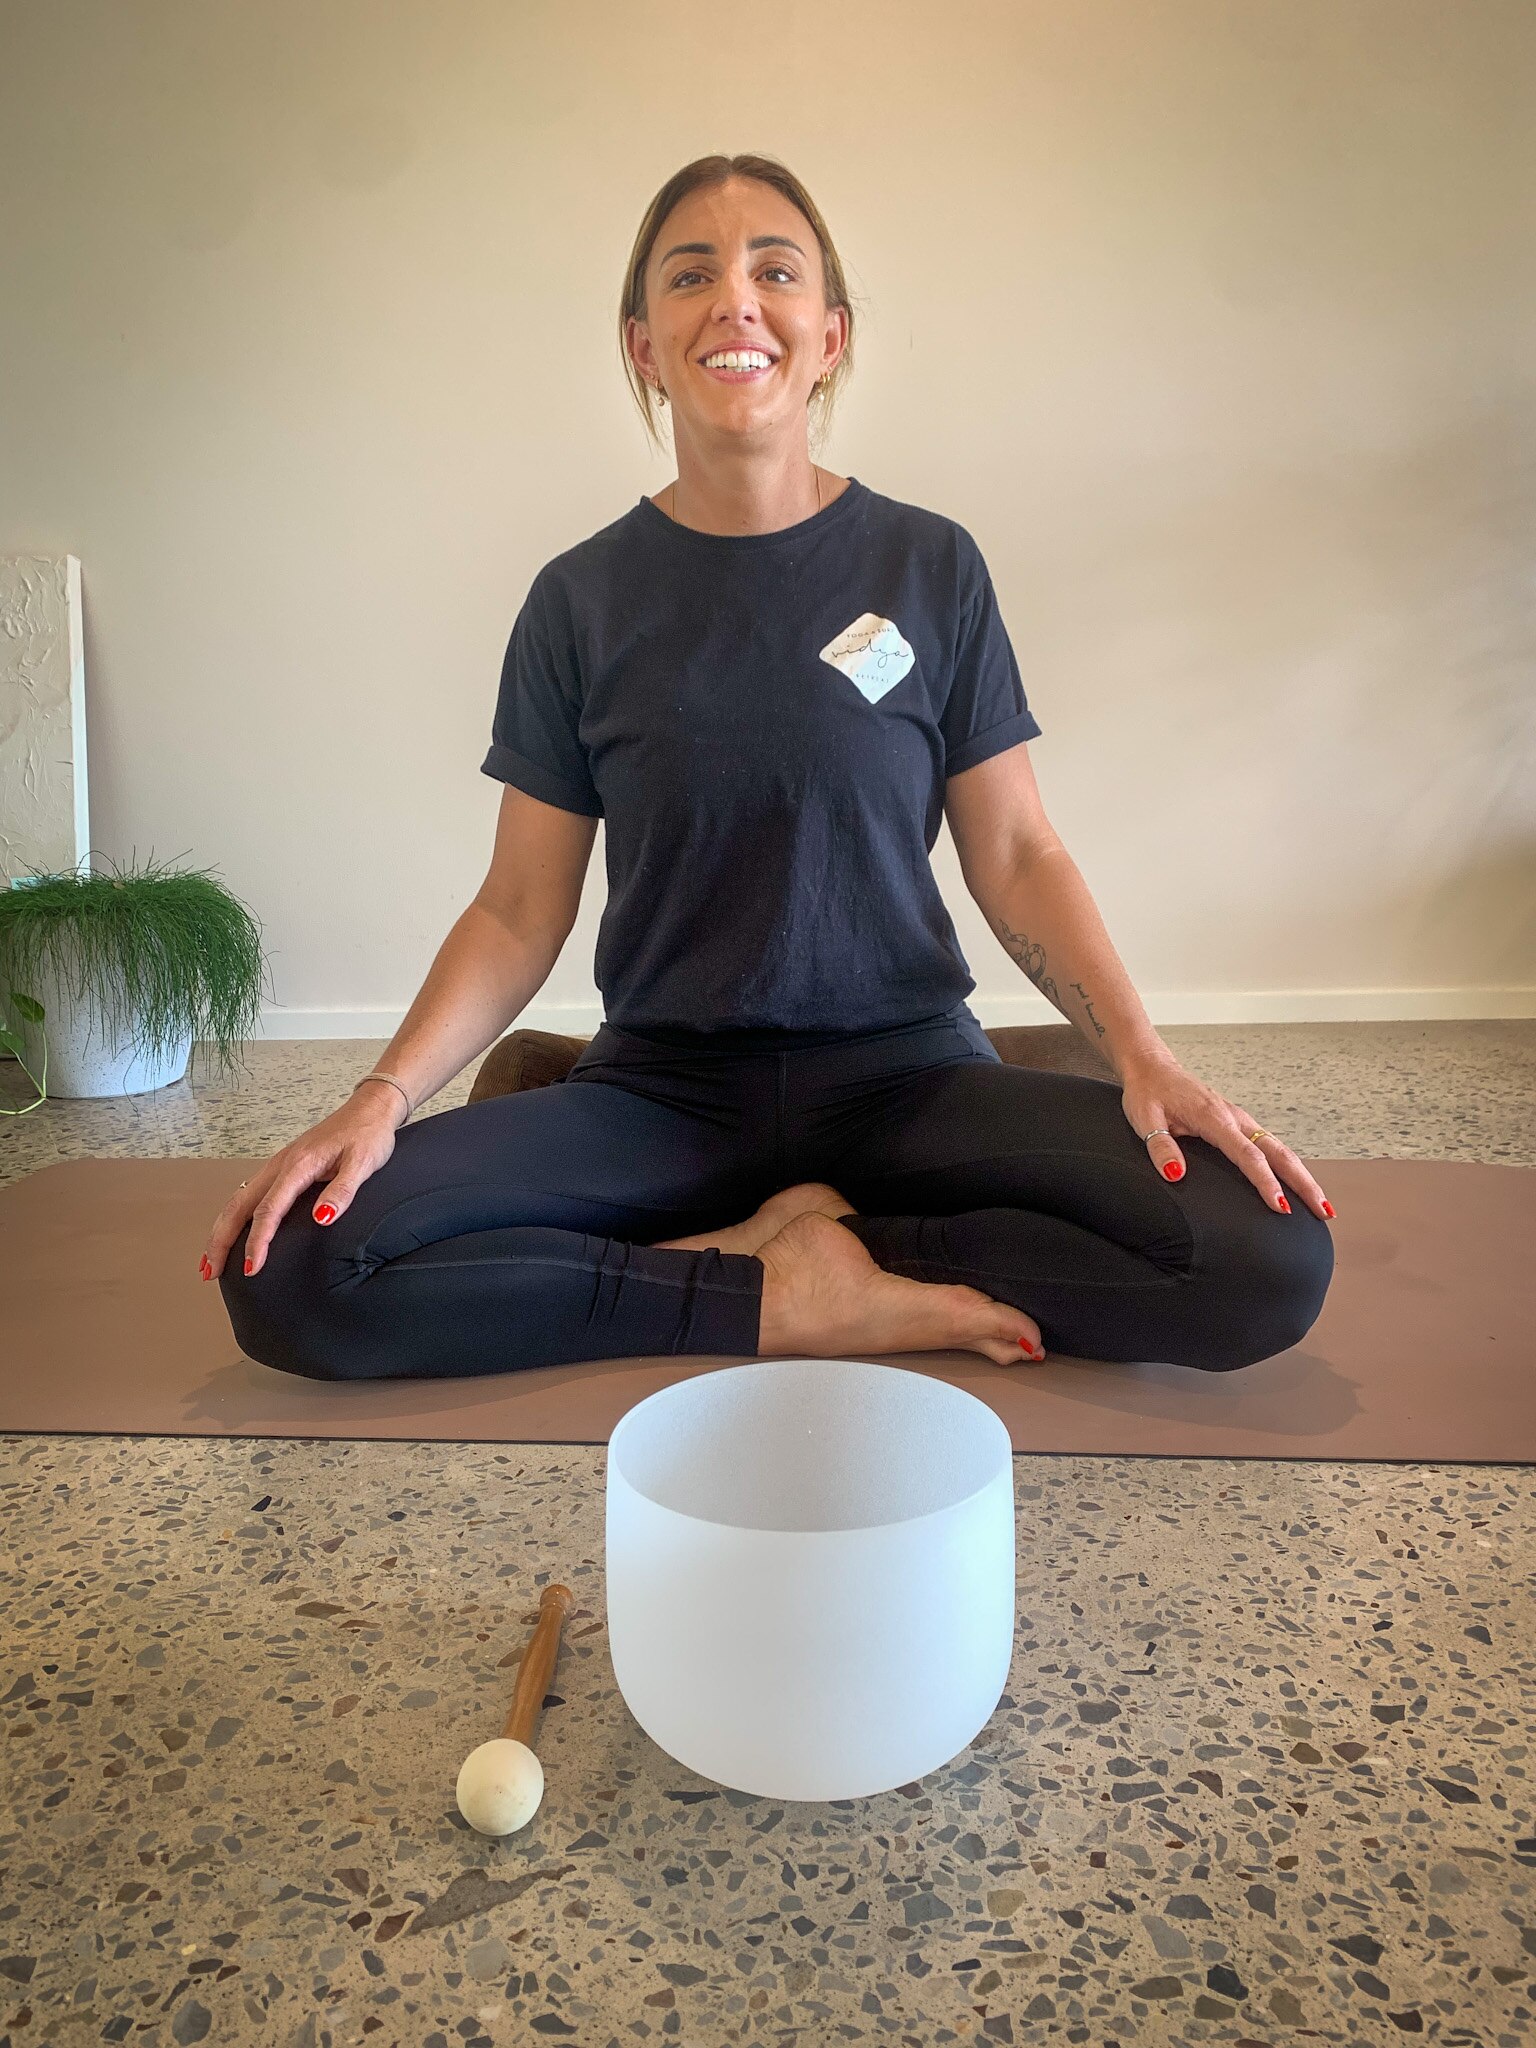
[665, 467, 822, 528]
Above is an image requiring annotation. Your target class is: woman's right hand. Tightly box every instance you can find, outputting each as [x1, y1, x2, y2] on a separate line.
[199, 1089, 404, 1282]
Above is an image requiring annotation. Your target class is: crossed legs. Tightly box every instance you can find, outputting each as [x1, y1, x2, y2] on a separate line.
[222, 1040, 1331, 1385]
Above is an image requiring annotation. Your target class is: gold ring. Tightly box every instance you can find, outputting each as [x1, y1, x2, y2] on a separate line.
[1245, 1130, 1268, 1144]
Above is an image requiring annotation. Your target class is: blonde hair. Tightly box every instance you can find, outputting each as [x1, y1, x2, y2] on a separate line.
[619, 153, 859, 454]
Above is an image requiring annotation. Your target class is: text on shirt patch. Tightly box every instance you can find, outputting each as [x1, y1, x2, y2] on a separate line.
[819, 613, 916, 705]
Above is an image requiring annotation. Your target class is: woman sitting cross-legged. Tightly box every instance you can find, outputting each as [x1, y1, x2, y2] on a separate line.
[200, 152, 1335, 1383]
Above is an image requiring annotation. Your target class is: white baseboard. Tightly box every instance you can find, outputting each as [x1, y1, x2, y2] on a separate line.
[244, 987, 1536, 1040]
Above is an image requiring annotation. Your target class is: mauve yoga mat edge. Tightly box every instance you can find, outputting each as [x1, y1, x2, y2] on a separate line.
[0, 1155, 1531, 1463]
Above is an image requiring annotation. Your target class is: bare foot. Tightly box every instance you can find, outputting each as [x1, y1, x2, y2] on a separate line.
[754, 1210, 1045, 1367]
[654, 1181, 857, 1257]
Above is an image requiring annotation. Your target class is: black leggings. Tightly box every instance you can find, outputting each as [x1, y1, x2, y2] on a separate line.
[220, 1007, 1334, 1382]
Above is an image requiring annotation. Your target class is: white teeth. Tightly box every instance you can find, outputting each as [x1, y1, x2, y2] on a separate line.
[703, 351, 773, 370]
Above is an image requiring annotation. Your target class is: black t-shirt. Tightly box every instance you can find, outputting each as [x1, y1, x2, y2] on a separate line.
[480, 474, 1042, 1044]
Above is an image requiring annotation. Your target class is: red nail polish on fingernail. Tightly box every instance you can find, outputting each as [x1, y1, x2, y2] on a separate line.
[1322, 1200, 1335, 1218]
[244, 1257, 253, 1275]
[1278, 1196, 1291, 1213]
[314, 1204, 336, 1225]
[1019, 1339, 1043, 1359]
[1163, 1161, 1183, 1180]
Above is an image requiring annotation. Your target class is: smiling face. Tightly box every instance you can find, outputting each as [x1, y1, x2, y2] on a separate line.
[629, 177, 847, 446]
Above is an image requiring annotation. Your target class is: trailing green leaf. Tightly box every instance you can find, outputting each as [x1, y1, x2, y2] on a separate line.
[0, 992, 46, 1114]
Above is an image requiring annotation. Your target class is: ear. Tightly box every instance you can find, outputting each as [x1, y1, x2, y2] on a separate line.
[822, 303, 850, 373]
[624, 314, 655, 383]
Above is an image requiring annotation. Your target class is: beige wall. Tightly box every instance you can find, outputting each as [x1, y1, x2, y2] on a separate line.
[2, 0, 1531, 1040]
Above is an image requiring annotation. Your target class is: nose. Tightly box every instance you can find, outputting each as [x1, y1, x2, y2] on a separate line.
[709, 269, 767, 324]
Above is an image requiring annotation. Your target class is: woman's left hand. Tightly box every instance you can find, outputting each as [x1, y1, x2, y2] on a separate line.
[1120, 1054, 1335, 1221]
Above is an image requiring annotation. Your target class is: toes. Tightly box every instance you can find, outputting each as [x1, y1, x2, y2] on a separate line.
[986, 1332, 1046, 1367]
[954, 1285, 1042, 1357]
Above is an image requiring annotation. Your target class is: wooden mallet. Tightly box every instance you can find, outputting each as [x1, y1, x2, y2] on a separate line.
[455, 1583, 573, 1836]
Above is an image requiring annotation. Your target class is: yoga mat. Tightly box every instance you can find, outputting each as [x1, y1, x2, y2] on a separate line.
[0, 1155, 1530, 1461]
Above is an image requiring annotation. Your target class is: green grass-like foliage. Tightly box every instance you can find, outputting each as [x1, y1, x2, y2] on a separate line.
[0, 851, 271, 1112]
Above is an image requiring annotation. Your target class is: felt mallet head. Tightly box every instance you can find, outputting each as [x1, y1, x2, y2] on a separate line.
[456, 1737, 544, 1836]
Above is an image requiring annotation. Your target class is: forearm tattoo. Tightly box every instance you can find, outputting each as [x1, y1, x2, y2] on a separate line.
[1069, 978, 1107, 1041]
[992, 919, 1107, 1042]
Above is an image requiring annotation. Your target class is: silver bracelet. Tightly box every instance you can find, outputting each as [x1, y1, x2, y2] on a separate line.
[355, 1070, 413, 1119]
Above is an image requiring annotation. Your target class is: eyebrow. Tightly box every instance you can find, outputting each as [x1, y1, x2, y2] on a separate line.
[656, 235, 807, 269]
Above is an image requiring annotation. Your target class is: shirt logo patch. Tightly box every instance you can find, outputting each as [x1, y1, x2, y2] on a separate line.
[819, 612, 915, 704]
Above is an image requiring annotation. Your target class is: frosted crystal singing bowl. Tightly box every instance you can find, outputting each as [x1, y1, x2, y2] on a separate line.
[605, 1358, 1016, 1801]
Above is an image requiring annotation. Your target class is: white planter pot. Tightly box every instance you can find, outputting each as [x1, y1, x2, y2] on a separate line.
[12, 940, 192, 1099]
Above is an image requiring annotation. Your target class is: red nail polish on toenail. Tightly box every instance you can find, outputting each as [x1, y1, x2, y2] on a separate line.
[1163, 1161, 1183, 1180]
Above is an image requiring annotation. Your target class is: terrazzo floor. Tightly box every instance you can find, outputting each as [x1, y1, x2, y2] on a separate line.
[2, 1021, 1533, 2048]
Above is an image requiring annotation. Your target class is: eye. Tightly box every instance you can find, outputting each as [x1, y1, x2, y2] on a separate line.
[669, 264, 797, 287]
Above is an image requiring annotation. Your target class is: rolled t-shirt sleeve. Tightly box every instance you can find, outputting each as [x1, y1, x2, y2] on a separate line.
[941, 544, 1042, 777]
[480, 570, 603, 816]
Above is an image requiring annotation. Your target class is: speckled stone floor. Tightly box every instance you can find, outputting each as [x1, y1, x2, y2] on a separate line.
[2, 1022, 1533, 2047]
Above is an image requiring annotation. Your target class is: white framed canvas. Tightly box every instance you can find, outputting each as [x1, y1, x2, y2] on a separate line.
[0, 554, 89, 884]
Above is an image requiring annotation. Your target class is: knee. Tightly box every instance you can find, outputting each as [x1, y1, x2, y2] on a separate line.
[218, 1211, 367, 1382]
[1187, 1205, 1337, 1373]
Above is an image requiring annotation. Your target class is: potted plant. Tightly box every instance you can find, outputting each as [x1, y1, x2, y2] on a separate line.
[0, 851, 269, 1111]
